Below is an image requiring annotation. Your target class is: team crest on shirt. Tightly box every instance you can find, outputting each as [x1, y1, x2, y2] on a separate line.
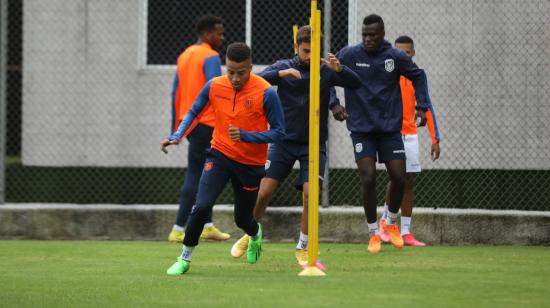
[355, 142, 363, 153]
[245, 97, 254, 109]
[385, 59, 395, 72]
[204, 162, 214, 172]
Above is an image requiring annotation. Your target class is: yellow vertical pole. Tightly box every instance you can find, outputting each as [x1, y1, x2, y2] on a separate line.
[299, 0, 325, 277]
[293, 25, 299, 54]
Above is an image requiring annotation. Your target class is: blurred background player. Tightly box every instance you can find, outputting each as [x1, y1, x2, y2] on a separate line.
[167, 15, 230, 243]
[336, 15, 430, 253]
[229, 26, 361, 267]
[379, 35, 441, 246]
[162, 42, 286, 275]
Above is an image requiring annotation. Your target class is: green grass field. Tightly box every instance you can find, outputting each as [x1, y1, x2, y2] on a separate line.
[1, 241, 549, 307]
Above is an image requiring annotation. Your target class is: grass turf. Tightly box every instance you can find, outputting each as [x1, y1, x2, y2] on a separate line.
[1, 241, 549, 307]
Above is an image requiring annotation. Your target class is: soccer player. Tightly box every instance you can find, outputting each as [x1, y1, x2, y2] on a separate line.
[336, 15, 431, 253]
[161, 42, 286, 275]
[167, 15, 230, 243]
[378, 36, 441, 246]
[229, 26, 361, 267]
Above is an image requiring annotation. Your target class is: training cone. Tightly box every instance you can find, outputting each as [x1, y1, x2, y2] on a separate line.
[298, 265, 326, 276]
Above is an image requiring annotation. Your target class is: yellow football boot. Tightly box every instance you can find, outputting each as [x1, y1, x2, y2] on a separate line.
[231, 234, 249, 257]
[168, 229, 184, 242]
[200, 225, 230, 241]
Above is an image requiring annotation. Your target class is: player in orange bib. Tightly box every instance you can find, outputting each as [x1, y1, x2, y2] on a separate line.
[379, 35, 441, 246]
[161, 43, 286, 275]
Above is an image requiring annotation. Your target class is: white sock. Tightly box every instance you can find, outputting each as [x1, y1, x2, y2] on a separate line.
[401, 216, 412, 235]
[204, 222, 214, 228]
[367, 222, 379, 236]
[383, 203, 389, 219]
[296, 232, 308, 250]
[251, 226, 260, 241]
[387, 211, 398, 225]
[173, 224, 184, 231]
[181, 245, 194, 261]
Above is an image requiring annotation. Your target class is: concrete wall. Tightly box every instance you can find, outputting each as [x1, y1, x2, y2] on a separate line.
[22, 0, 180, 167]
[1, 204, 549, 245]
[21, 0, 550, 169]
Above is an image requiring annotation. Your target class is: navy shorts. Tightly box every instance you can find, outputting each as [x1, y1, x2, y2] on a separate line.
[200, 148, 265, 192]
[265, 141, 326, 190]
[350, 132, 406, 162]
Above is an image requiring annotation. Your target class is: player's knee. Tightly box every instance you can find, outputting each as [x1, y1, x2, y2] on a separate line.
[391, 173, 406, 188]
[257, 189, 273, 204]
[359, 170, 376, 188]
[190, 203, 210, 218]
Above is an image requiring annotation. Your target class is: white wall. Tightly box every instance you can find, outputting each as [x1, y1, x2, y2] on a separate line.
[22, 0, 550, 169]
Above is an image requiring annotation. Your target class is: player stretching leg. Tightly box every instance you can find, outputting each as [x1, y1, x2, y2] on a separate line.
[379, 36, 441, 246]
[230, 26, 361, 267]
[162, 43, 285, 275]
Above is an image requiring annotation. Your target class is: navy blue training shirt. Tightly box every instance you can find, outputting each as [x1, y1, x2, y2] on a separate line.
[259, 57, 361, 143]
[337, 40, 429, 134]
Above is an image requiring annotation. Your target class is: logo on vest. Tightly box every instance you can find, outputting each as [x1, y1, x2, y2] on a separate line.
[385, 59, 395, 72]
[245, 97, 254, 109]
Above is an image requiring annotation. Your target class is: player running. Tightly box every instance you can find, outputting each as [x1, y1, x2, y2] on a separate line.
[166, 15, 230, 243]
[229, 25, 361, 267]
[379, 35, 441, 246]
[162, 43, 285, 275]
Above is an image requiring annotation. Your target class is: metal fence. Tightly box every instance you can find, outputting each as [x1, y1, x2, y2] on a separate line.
[1, 0, 549, 211]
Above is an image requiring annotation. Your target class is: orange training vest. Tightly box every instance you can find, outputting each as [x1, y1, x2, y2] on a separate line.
[173, 43, 218, 131]
[208, 74, 272, 166]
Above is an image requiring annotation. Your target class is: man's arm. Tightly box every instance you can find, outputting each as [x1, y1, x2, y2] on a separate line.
[170, 72, 179, 132]
[324, 52, 361, 89]
[168, 80, 213, 142]
[424, 81, 441, 145]
[329, 87, 348, 121]
[203, 55, 222, 81]
[239, 88, 286, 143]
[328, 65, 362, 89]
[258, 61, 287, 85]
[425, 92, 441, 160]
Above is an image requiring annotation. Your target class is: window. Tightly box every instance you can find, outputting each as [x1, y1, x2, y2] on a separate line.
[145, 0, 348, 66]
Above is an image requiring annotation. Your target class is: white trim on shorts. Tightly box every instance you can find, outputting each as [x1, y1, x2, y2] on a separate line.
[403, 134, 421, 173]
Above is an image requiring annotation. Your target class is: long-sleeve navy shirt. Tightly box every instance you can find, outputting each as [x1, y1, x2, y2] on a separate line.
[259, 57, 361, 143]
[337, 41, 429, 134]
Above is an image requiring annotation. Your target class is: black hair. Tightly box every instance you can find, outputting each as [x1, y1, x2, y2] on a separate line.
[363, 14, 384, 30]
[196, 14, 223, 34]
[395, 35, 414, 46]
[226, 42, 251, 62]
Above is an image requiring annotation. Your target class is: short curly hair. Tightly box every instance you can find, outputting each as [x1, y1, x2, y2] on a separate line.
[226, 42, 251, 62]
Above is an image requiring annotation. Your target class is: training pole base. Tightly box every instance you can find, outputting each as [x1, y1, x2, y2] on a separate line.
[298, 266, 326, 276]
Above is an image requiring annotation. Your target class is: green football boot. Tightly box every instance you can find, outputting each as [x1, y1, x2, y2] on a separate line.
[247, 224, 263, 264]
[166, 257, 190, 276]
